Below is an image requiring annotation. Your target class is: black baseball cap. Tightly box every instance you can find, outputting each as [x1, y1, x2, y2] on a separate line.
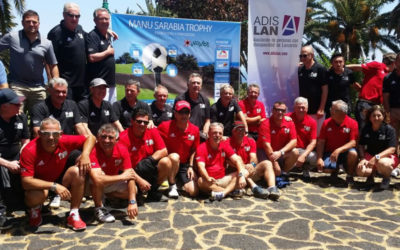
[0, 89, 25, 105]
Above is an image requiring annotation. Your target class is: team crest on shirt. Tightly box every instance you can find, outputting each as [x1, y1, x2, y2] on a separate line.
[131, 146, 137, 151]
[153, 113, 158, 118]
[327, 127, 332, 132]
[37, 160, 45, 166]
[67, 37, 72, 42]
[378, 134, 386, 140]
[15, 122, 23, 129]
[343, 127, 350, 133]
[365, 134, 370, 138]
[167, 112, 173, 117]
[309, 72, 317, 78]
[207, 154, 212, 159]
[200, 104, 205, 109]
[304, 126, 310, 132]
[100, 41, 105, 45]
[219, 112, 224, 116]
[65, 112, 73, 118]
[58, 151, 68, 159]
[90, 112, 96, 117]
[91, 162, 96, 167]
[104, 110, 110, 116]
[271, 130, 276, 134]
[343, 76, 348, 81]
[101, 162, 106, 168]
[284, 128, 290, 134]
[115, 159, 122, 166]
[78, 33, 83, 39]
[221, 152, 226, 157]
[229, 106, 234, 112]
[170, 133, 176, 138]
[392, 81, 397, 85]
[146, 139, 154, 146]
[256, 108, 261, 113]
[188, 134, 195, 141]
[244, 146, 250, 152]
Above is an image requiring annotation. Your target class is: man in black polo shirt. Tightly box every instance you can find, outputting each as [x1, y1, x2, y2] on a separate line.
[298, 45, 328, 134]
[78, 78, 123, 135]
[174, 73, 210, 140]
[211, 84, 247, 136]
[151, 85, 173, 126]
[113, 80, 153, 129]
[383, 52, 400, 139]
[0, 89, 30, 228]
[47, 3, 87, 102]
[31, 77, 86, 137]
[86, 8, 116, 103]
[325, 53, 360, 117]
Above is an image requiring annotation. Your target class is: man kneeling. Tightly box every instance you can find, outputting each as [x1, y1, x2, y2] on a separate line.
[196, 123, 246, 200]
[20, 118, 95, 230]
[89, 124, 138, 223]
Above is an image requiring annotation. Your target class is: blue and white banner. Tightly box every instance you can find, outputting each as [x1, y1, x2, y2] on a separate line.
[248, 0, 307, 114]
[112, 14, 241, 100]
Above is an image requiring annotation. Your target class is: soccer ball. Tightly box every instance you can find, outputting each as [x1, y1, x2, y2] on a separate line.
[142, 43, 168, 73]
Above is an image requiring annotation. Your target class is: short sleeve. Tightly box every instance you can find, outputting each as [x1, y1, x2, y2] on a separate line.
[0, 61, 7, 84]
[31, 102, 47, 128]
[78, 100, 89, 123]
[86, 32, 99, 55]
[45, 41, 58, 65]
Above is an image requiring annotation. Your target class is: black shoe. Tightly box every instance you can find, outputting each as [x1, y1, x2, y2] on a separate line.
[267, 186, 281, 201]
[252, 186, 270, 199]
[0, 213, 12, 230]
[146, 191, 168, 202]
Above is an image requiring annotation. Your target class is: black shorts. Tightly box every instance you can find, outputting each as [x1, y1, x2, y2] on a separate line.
[55, 150, 81, 185]
[135, 158, 158, 187]
[177, 163, 191, 184]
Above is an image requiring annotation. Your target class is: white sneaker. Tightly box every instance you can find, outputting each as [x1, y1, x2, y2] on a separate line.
[95, 207, 115, 223]
[168, 188, 179, 199]
[158, 180, 169, 191]
[391, 168, 400, 177]
[49, 195, 61, 208]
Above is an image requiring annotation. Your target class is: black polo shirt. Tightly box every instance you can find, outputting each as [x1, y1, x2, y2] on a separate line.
[86, 27, 115, 86]
[359, 123, 397, 155]
[174, 91, 210, 131]
[113, 98, 152, 129]
[48, 21, 87, 88]
[31, 97, 82, 135]
[383, 71, 400, 108]
[210, 99, 241, 136]
[150, 101, 173, 126]
[298, 62, 328, 114]
[326, 67, 355, 114]
[0, 114, 29, 159]
[78, 98, 117, 135]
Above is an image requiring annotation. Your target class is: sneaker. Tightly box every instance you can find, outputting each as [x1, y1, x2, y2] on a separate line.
[267, 186, 281, 201]
[391, 168, 400, 178]
[230, 189, 244, 200]
[95, 207, 115, 223]
[168, 188, 179, 199]
[158, 180, 169, 191]
[49, 195, 61, 209]
[67, 213, 86, 231]
[28, 206, 42, 227]
[380, 178, 391, 190]
[252, 186, 270, 199]
[210, 191, 224, 201]
[302, 169, 311, 182]
[346, 175, 354, 185]
[0, 213, 12, 230]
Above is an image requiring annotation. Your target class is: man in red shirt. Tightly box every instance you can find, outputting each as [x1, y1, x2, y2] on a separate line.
[119, 108, 170, 202]
[20, 117, 96, 230]
[347, 53, 396, 131]
[227, 121, 280, 200]
[238, 84, 266, 141]
[316, 100, 358, 184]
[89, 124, 137, 223]
[158, 101, 200, 198]
[257, 102, 298, 177]
[196, 123, 246, 201]
[288, 97, 318, 180]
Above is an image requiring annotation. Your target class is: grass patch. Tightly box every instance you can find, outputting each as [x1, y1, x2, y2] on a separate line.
[116, 64, 153, 74]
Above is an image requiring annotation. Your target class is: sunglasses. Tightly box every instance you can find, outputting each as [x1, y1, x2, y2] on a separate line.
[100, 135, 116, 140]
[66, 13, 80, 18]
[299, 54, 309, 58]
[273, 108, 286, 113]
[135, 119, 149, 125]
[177, 110, 190, 115]
[40, 131, 62, 137]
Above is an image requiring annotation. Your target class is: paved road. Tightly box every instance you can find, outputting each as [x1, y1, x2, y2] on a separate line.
[1, 172, 400, 249]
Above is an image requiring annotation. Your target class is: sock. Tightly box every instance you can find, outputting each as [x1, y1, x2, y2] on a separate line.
[170, 184, 177, 190]
[70, 208, 80, 220]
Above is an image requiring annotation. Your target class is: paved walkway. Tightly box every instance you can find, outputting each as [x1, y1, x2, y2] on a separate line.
[1, 172, 400, 249]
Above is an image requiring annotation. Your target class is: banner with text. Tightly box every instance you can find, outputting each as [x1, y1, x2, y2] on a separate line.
[248, 0, 307, 114]
[111, 14, 241, 100]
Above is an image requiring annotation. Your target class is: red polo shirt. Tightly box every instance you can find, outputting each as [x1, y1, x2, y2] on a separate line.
[258, 117, 296, 151]
[358, 61, 388, 104]
[20, 135, 86, 182]
[289, 112, 317, 149]
[90, 142, 131, 175]
[195, 140, 235, 179]
[158, 120, 199, 164]
[256, 119, 270, 149]
[238, 98, 266, 133]
[227, 136, 256, 164]
[319, 116, 358, 152]
[119, 127, 166, 168]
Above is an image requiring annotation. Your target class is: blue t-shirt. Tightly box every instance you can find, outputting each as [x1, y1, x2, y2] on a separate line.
[0, 61, 6, 85]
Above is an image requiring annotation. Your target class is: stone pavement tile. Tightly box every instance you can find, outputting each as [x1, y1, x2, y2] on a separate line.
[204, 229, 219, 240]
[265, 211, 296, 221]
[313, 233, 341, 244]
[125, 236, 150, 248]
[92, 227, 116, 236]
[220, 234, 270, 249]
[227, 215, 262, 223]
[323, 206, 346, 215]
[245, 229, 269, 237]
[27, 239, 63, 249]
[106, 239, 123, 249]
[269, 237, 321, 249]
[312, 221, 336, 232]
[181, 229, 202, 249]
[277, 219, 310, 240]
[194, 223, 228, 234]
[172, 200, 200, 210]
[2, 243, 27, 249]
[328, 230, 357, 240]
[292, 202, 317, 210]
[305, 194, 336, 206]
[295, 210, 336, 221]
[147, 229, 179, 249]
[246, 224, 273, 231]
[141, 219, 170, 232]
[80, 235, 114, 245]
[136, 210, 170, 221]
[349, 241, 386, 250]
[173, 213, 199, 228]
[224, 226, 241, 233]
[326, 245, 357, 250]
[364, 209, 400, 222]
[118, 228, 140, 237]
[69, 245, 100, 250]
[371, 221, 399, 231]
[369, 189, 395, 201]
[357, 231, 384, 243]
[199, 215, 228, 223]
[386, 236, 400, 248]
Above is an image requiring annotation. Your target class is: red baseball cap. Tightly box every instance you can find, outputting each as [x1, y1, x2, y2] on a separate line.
[175, 100, 191, 111]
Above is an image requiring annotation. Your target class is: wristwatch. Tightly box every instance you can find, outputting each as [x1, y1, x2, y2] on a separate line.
[250, 162, 257, 168]
[375, 154, 381, 160]
[238, 172, 244, 177]
[129, 200, 136, 205]
[50, 182, 57, 192]
[280, 150, 285, 156]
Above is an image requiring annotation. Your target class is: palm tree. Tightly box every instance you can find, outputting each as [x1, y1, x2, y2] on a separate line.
[389, 2, 400, 38]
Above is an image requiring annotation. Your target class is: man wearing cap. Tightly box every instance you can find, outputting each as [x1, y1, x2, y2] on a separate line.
[174, 73, 210, 141]
[196, 122, 247, 201]
[0, 10, 59, 114]
[113, 80, 153, 129]
[347, 52, 396, 131]
[0, 89, 29, 228]
[20, 117, 96, 230]
[227, 121, 280, 200]
[89, 124, 138, 223]
[0, 60, 8, 89]
[78, 78, 123, 136]
[151, 85, 173, 126]
[157, 100, 200, 198]
[31, 77, 87, 138]
[238, 84, 266, 140]
[257, 102, 298, 178]
[383, 53, 400, 139]
[211, 84, 247, 137]
[119, 108, 171, 202]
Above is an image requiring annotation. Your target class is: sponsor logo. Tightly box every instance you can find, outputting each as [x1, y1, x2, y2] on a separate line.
[343, 127, 350, 133]
[304, 126, 310, 132]
[115, 159, 122, 166]
[15, 123, 23, 129]
[282, 15, 300, 36]
[284, 128, 290, 134]
[146, 139, 154, 146]
[65, 111, 73, 118]
[38, 160, 45, 166]
[58, 151, 68, 160]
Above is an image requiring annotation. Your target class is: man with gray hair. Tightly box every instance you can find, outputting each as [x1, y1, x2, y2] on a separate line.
[316, 100, 359, 184]
[151, 85, 173, 126]
[31, 77, 87, 138]
[287, 97, 317, 181]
